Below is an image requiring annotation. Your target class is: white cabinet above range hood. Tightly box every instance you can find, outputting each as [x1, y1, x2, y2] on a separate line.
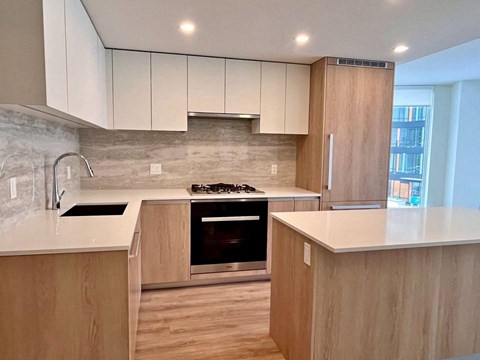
[187, 56, 261, 118]
[187, 56, 310, 135]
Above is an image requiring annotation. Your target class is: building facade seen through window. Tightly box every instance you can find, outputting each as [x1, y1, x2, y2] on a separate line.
[388, 105, 429, 207]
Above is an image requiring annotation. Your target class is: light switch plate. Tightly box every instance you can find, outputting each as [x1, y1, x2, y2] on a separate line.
[271, 164, 278, 175]
[67, 166, 71, 180]
[304, 242, 311, 266]
[9, 177, 17, 199]
[150, 164, 162, 175]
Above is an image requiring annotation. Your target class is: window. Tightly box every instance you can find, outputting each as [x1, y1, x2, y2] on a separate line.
[388, 88, 433, 208]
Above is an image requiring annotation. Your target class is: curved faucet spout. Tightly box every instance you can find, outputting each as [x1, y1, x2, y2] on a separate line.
[52, 152, 94, 210]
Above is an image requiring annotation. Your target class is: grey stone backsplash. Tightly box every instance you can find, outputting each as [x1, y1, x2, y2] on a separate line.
[0, 109, 80, 233]
[80, 118, 297, 190]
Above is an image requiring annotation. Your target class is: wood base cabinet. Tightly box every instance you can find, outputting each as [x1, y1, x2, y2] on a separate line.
[128, 216, 142, 360]
[0, 250, 141, 359]
[271, 219, 480, 360]
[267, 198, 319, 273]
[140, 201, 190, 285]
[296, 57, 394, 208]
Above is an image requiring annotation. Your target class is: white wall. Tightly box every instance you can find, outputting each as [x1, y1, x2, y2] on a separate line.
[443, 82, 461, 206]
[394, 86, 448, 207]
[444, 80, 480, 209]
[426, 85, 451, 207]
[396, 82, 480, 209]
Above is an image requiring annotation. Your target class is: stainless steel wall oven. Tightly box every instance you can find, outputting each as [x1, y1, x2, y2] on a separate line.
[190, 199, 268, 274]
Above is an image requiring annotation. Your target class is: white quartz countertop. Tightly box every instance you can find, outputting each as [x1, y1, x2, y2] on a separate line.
[272, 207, 480, 253]
[0, 187, 319, 256]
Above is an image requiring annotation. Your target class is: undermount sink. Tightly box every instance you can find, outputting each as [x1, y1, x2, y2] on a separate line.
[60, 203, 128, 217]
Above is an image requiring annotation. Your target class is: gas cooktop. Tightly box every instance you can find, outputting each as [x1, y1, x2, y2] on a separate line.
[188, 183, 265, 195]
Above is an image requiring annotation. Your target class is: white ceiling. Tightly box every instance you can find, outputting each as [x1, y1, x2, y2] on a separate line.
[82, 0, 480, 64]
[395, 38, 480, 85]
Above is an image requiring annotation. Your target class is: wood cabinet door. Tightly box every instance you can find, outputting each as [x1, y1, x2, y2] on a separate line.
[255, 62, 287, 134]
[152, 53, 187, 131]
[285, 64, 310, 135]
[113, 50, 151, 130]
[128, 221, 141, 360]
[267, 199, 295, 274]
[140, 201, 190, 284]
[225, 59, 261, 114]
[294, 198, 320, 211]
[322, 65, 394, 202]
[187, 56, 225, 113]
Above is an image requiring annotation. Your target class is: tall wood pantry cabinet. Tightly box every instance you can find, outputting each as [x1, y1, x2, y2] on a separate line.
[296, 57, 395, 210]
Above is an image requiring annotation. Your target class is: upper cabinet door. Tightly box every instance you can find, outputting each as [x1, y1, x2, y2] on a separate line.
[95, 38, 108, 129]
[285, 64, 310, 135]
[65, 0, 98, 124]
[113, 50, 151, 130]
[152, 53, 187, 131]
[188, 56, 225, 113]
[42, 0, 68, 113]
[257, 62, 286, 134]
[105, 49, 114, 129]
[225, 59, 261, 114]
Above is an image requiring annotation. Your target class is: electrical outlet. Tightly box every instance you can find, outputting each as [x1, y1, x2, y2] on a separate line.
[304, 242, 311, 266]
[150, 164, 162, 175]
[9, 177, 17, 200]
[271, 164, 278, 175]
[67, 166, 71, 180]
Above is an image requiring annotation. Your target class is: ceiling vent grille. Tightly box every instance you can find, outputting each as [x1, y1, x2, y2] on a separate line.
[336, 58, 388, 69]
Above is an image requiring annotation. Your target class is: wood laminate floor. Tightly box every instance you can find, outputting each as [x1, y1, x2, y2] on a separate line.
[134, 281, 285, 360]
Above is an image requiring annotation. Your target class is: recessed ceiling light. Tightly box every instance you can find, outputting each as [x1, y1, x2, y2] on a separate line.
[295, 34, 309, 45]
[393, 45, 409, 53]
[180, 21, 195, 34]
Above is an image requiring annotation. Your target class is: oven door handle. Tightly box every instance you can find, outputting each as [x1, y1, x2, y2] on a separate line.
[201, 215, 260, 222]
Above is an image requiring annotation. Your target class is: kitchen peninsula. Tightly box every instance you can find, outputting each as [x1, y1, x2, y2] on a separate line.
[270, 207, 480, 360]
[0, 187, 319, 359]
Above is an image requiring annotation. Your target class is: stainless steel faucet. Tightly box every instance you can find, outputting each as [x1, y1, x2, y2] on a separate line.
[52, 152, 94, 209]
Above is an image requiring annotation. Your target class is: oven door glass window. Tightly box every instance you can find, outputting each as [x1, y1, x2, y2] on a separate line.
[191, 201, 268, 268]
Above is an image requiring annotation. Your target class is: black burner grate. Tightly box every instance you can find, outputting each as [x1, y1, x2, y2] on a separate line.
[191, 183, 258, 194]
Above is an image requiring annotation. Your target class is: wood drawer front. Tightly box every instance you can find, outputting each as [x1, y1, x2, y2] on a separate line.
[294, 198, 320, 211]
[322, 201, 387, 211]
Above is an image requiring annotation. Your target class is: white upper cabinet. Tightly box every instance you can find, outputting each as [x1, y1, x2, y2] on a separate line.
[105, 49, 114, 129]
[253, 62, 287, 134]
[188, 56, 225, 113]
[42, 0, 68, 113]
[113, 50, 152, 131]
[253, 62, 310, 135]
[225, 59, 261, 114]
[152, 53, 187, 131]
[65, 0, 99, 124]
[95, 38, 108, 129]
[285, 64, 310, 134]
[0, 0, 107, 128]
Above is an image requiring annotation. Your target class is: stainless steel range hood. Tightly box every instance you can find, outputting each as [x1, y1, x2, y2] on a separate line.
[188, 112, 260, 120]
